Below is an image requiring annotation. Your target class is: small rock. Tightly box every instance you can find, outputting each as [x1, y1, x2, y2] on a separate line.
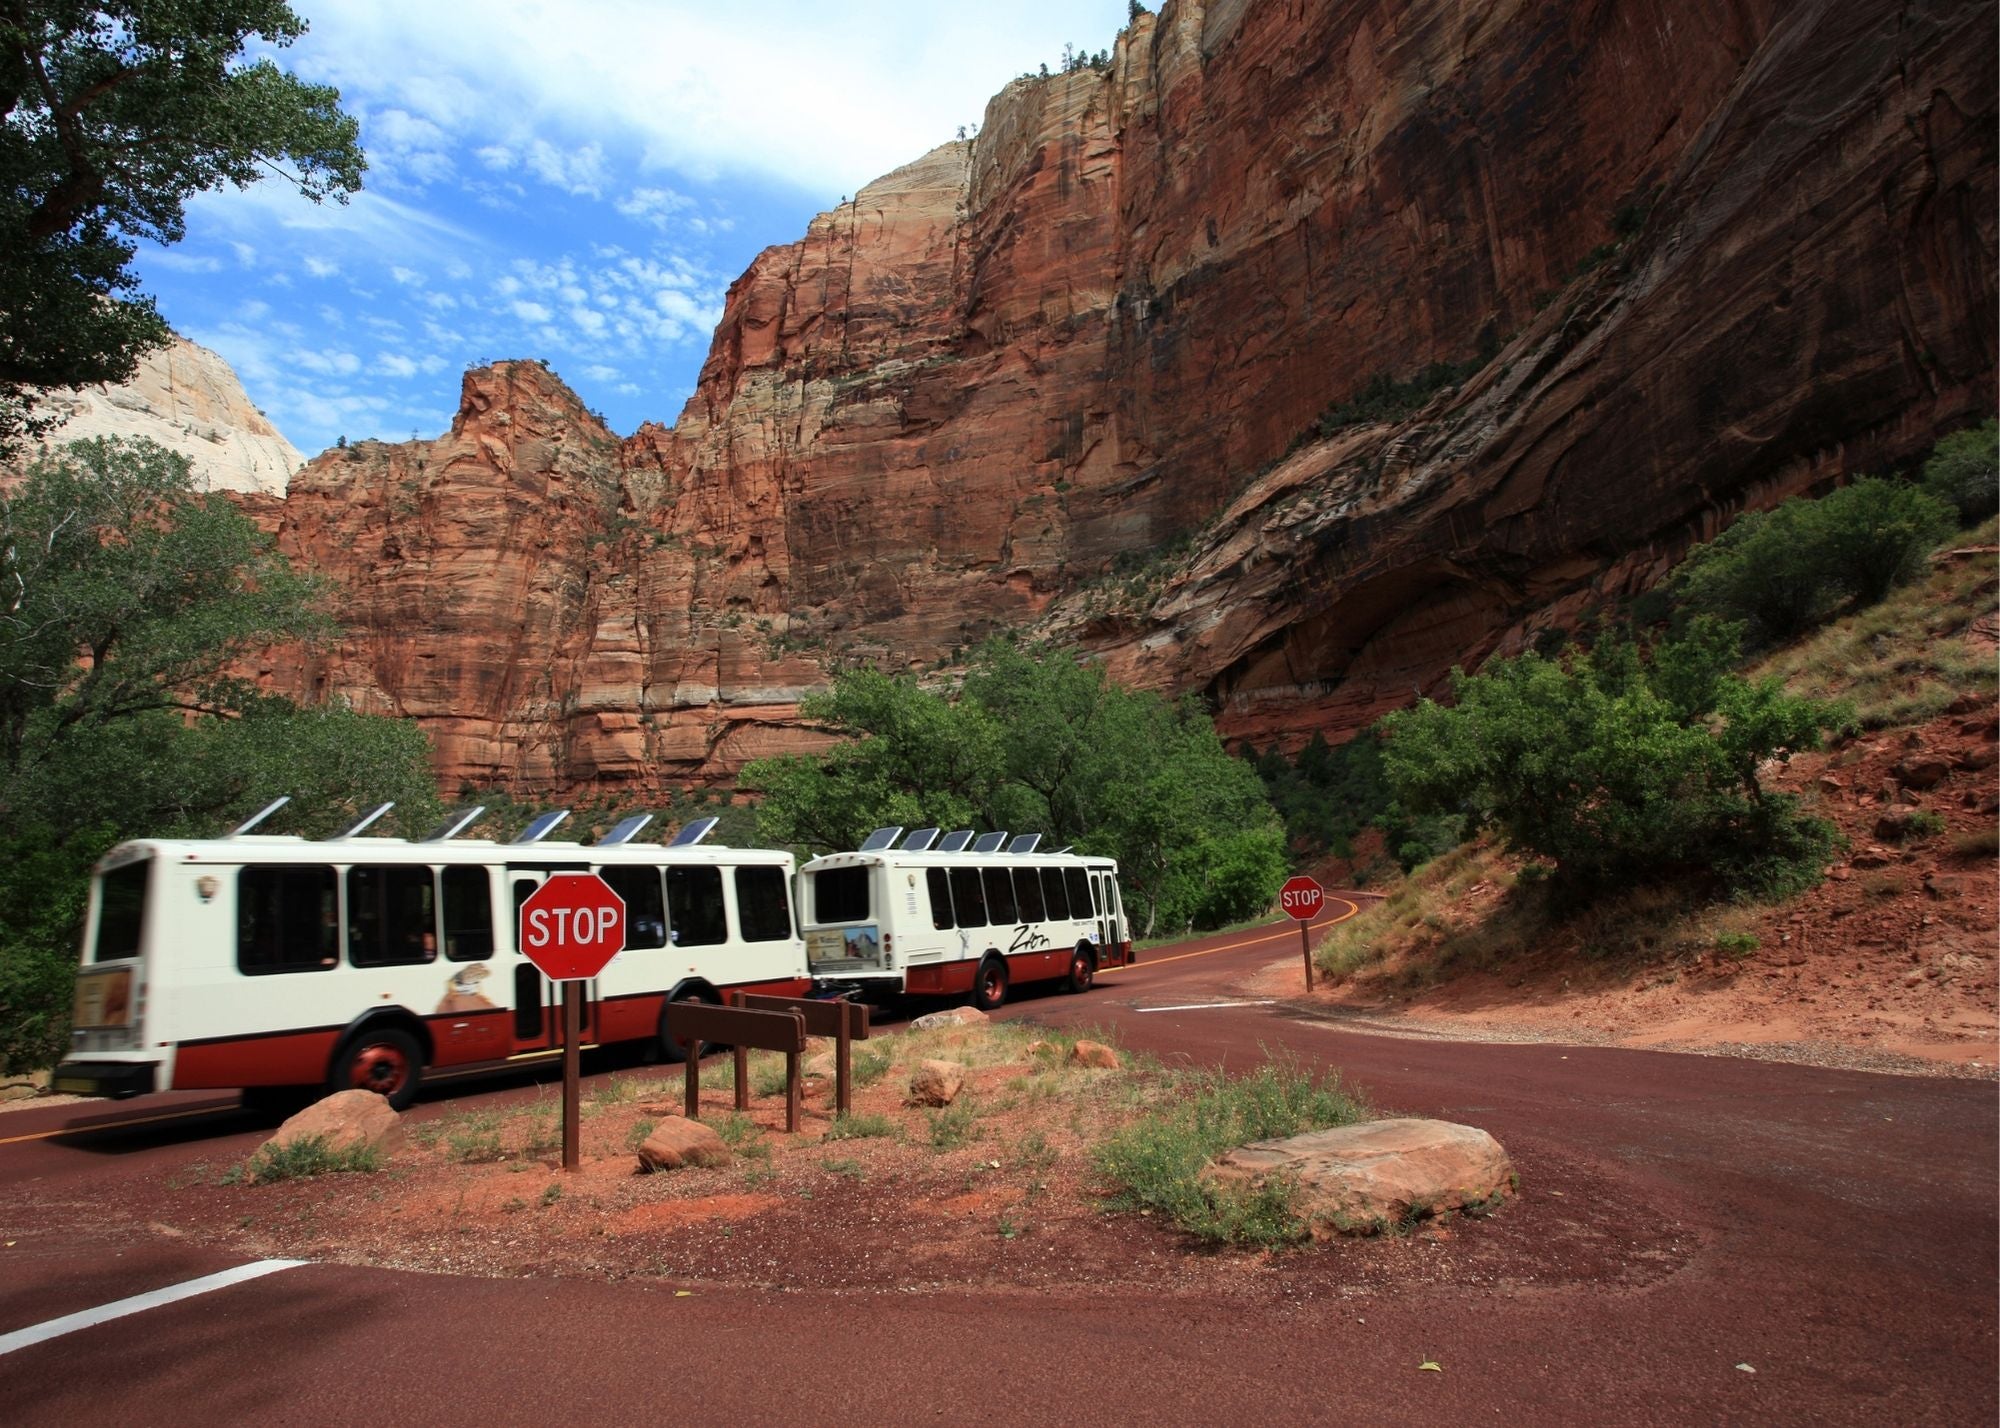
[1873, 810, 1922, 842]
[909, 1007, 989, 1031]
[802, 1051, 837, 1079]
[1023, 1039, 1055, 1057]
[906, 1059, 965, 1107]
[1954, 745, 1998, 772]
[635, 1116, 731, 1172]
[265, 1089, 404, 1159]
[1068, 1040, 1121, 1070]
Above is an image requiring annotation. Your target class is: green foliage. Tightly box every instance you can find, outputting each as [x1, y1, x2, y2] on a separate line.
[0, 2, 365, 448]
[0, 439, 438, 1072]
[1250, 728, 1463, 872]
[1671, 478, 1955, 647]
[1382, 621, 1842, 897]
[926, 1099, 978, 1150]
[1093, 1058, 1366, 1245]
[1920, 419, 1999, 525]
[1309, 356, 1487, 436]
[824, 1111, 898, 1141]
[232, 1132, 382, 1184]
[742, 642, 1286, 936]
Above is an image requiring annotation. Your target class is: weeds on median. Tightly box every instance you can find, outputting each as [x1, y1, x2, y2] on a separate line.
[223, 1133, 383, 1185]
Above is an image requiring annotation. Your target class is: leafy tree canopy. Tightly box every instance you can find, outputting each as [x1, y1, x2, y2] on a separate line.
[0, 1, 364, 446]
[741, 641, 1286, 936]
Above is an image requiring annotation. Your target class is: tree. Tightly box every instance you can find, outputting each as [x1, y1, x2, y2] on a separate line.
[1381, 620, 1841, 897]
[0, 1, 365, 447]
[1920, 419, 1999, 525]
[0, 437, 439, 1072]
[742, 642, 1287, 937]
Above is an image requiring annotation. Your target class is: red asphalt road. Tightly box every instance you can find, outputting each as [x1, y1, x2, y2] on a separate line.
[2, 902, 1994, 1426]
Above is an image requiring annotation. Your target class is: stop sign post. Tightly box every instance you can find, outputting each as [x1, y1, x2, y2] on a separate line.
[1280, 874, 1325, 991]
[519, 874, 626, 1170]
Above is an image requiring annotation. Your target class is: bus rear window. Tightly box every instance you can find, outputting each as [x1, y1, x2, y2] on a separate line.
[734, 865, 793, 943]
[93, 862, 149, 962]
[238, 866, 337, 974]
[668, 865, 728, 947]
[812, 866, 871, 924]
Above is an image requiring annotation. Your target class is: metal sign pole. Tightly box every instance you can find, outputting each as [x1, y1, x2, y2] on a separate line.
[562, 981, 582, 1171]
[1300, 920, 1315, 992]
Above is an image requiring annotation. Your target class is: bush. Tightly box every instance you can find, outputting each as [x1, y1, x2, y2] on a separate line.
[1093, 1058, 1366, 1245]
[231, 1133, 382, 1184]
[1381, 621, 1842, 897]
[1920, 419, 1999, 525]
[1672, 478, 1955, 646]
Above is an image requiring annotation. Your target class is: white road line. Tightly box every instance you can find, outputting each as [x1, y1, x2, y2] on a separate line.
[1133, 1000, 1279, 1013]
[0, 1259, 307, 1357]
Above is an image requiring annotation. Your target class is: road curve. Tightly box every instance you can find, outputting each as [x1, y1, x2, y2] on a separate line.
[2, 904, 1993, 1426]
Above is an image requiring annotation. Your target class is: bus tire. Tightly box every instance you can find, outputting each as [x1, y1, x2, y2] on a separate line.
[657, 990, 715, 1064]
[330, 1025, 424, 1111]
[1065, 947, 1096, 994]
[971, 955, 1008, 1012]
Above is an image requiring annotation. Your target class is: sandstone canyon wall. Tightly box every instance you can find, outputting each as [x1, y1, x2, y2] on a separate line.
[261, 0, 1996, 792]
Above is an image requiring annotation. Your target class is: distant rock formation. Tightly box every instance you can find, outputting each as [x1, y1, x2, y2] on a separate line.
[255, 0, 1994, 793]
[29, 335, 302, 496]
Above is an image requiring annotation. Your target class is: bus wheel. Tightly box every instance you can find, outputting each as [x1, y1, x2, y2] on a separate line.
[971, 956, 1009, 1012]
[1065, 948, 1096, 994]
[331, 1027, 423, 1111]
[658, 993, 712, 1063]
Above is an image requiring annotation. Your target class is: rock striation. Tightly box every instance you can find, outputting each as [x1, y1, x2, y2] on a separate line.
[30, 335, 302, 496]
[258, 0, 1995, 790]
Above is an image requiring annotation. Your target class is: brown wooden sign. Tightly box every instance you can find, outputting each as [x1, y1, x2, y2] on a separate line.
[664, 1001, 808, 1132]
[733, 994, 871, 1116]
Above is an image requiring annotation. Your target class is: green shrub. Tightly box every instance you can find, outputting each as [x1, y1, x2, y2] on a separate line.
[1920, 419, 1999, 525]
[1093, 1058, 1366, 1245]
[824, 1112, 898, 1141]
[233, 1133, 381, 1184]
[1382, 621, 1842, 897]
[1672, 478, 1955, 646]
[927, 1100, 978, 1150]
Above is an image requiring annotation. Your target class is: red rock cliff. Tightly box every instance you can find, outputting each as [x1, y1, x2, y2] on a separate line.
[265, 0, 1996, 790]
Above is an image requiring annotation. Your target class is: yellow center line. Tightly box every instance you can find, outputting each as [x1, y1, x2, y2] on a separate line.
[1099, 897, 1363, 975]
[0, 1103, 233, 1147]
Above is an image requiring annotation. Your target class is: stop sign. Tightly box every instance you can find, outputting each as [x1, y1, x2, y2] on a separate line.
[1279, 874, 1325, 922]
[519, 873, 627, 981]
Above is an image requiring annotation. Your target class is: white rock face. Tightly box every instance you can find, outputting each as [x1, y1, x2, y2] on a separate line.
[29, 336, 302, 495]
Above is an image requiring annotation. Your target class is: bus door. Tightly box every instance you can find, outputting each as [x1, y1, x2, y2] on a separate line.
[1092, 871, 1127, 967]
[507, 869, 598, 1053]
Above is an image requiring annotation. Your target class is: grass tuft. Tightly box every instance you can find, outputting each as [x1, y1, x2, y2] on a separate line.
[230, 1133, 382, 1185]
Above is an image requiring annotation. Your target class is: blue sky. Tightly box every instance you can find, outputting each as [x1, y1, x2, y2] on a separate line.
[133, 1, 1133, 458]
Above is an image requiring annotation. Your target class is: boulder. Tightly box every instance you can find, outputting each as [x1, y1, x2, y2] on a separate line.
[1873, 809, 1924, 842]
[635, 1116, 732, 1172]
[1893, 754, 1953, 790]
[1068, 1040, 1121, 1070]
[1201, 1118, 1515, 1239]
[909, 1006, 989, 1030]
[906, 1059, 965, 1107]
[802, 1051, 837, 1079]
[264, 1089, 405, 1159]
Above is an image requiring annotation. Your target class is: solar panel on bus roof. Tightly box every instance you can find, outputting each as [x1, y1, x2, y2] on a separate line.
[902, 827, 941, 851]
[938, 830, 973, 852]
[597, 813, 653, 845]
[333, 802, 394, 839]
[860, 825, 904, 852]
[665, 815, 719, 847]
[229, 795, 290, 837]
[971, 831, 1007, 854]
[512, 809, 570, 844]
[1007, 833, 1042, 854]
[422, 805, 485, 841]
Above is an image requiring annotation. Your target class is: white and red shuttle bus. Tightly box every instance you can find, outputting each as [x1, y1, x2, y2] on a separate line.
[52, 804, 809, 1109]
[798, 827, 1134, 1009]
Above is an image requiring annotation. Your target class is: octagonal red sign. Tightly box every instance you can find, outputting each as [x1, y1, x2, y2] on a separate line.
[519, 872, 627, 981]
[1278, 874, 1325, 922]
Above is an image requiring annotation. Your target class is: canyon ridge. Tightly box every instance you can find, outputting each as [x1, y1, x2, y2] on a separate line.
[226, 0, 1991, 794]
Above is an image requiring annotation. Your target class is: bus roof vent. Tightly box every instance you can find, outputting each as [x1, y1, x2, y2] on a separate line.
[901, 827, 941, 852]
[513, 810, 570, 844]
[422, 805, 486, 842]
[229, 795, 291, 837]
[334, 802, 395, 839]
[860, 825, 904, 852]
[972, 831, 1007, 854]
[1007, 833, 1042, 854]
[597, 813, 654, 846]
[665, 815, 719, 848]
[938, 829, 974, 852]
[1053, 845, 1073, 855]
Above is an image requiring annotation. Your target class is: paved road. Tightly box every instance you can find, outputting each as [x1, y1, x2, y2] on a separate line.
[3, 907, 1994, 1425]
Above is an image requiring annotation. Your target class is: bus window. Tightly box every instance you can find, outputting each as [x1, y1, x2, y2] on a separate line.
[348, 866, 438, 966]
[926, 868, 954, 929]
[602, 866, 667, 949]
[1041, 867, 1070, 921]
[238, 866, 337, 974]
[667, 865, 728, 947]
[734, 865, 793, 943]
[983, 866, 1017, 925]
[1065, 867, 1094, 919]
[948, 866, 988, 928]
[812, 866, 870, 923]
[441, 865, 494, 960]
[1013, 866, 1047, 923]
[94, 861, 149, 962]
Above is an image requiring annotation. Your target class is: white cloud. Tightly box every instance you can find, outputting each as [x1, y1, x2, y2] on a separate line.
[511, 300, 553, 324]
[391, 266, 424, 285]
[297, 349, 364, 377]
[303, 255, 341, 278]
[475, 144, 515, 171]
[615, 186, 694, 231]
[152, 251, 223, 272]
[378, 354, 420, 378]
